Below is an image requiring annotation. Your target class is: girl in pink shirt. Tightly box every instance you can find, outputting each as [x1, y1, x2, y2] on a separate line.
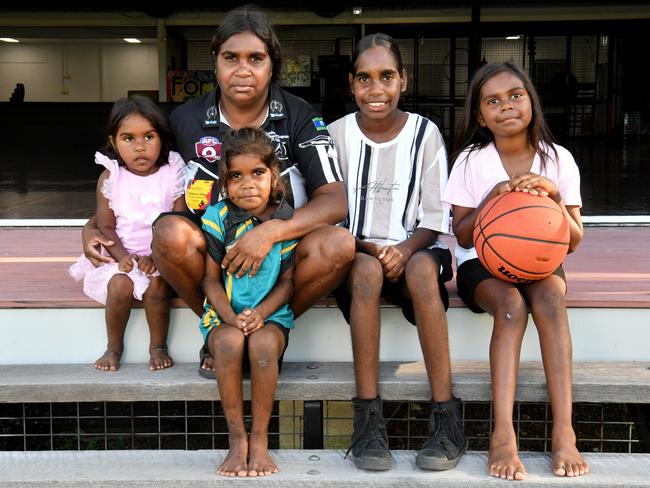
[442, 62, 587, 481]
[70, 96, 186, 372]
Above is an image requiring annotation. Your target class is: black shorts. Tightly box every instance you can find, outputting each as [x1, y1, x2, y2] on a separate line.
[334, 247, 453, 326]
[456, 258, 567, 314]
[205, 321, 290, 376]
[152, 210, 203, 230]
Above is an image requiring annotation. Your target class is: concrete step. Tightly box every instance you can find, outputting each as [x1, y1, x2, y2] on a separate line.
[2, 306, 650, 364]
[1, 449, 649, 487]
[2, 361, 650, 403]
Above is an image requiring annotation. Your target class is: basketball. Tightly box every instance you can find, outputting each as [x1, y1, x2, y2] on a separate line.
[473, 191, 570, 283]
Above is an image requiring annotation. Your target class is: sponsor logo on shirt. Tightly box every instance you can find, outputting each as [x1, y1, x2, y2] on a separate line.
[186, 179, 214, 211]
[269, 99, 284, 118]
[204, 105, 219, 126]
[298, 134, 333, 148]
[266, 131, 289, 160]
[195, 136, 221, 162]
[312, 117, 327, 131]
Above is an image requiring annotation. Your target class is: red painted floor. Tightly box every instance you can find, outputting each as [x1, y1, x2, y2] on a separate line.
[1, 227, 649, 308]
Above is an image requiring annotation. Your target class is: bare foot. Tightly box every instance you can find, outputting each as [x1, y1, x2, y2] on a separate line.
[248, 432, 278, 477]
[216, 435, 248, 477]
[551, 426, 589, 477]
[488, 429, 527, 481]
[95, 350, 122, 372]
[149, 346, 173, 371]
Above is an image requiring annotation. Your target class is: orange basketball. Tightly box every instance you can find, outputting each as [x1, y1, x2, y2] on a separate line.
[473, 191, 570, 283]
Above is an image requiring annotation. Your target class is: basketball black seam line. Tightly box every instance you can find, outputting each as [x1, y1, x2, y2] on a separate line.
[480, 234, 566, 276]
[481, 238, 555, 276]
[484, 233, 570, 246]
[479, 203, 563, 234]
[474, 192, 511, 247]
[476, 191, 509, 230]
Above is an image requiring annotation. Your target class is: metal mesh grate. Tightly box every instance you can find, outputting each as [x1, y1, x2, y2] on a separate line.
[481, 37, 527, 68]
[318, 400, 647, 453]
[5, 400, 639, 452]
[0, 401, 294, 451]
[394, 39, 415, 98]
[571, 36, 597, 84]
[417, 38, 451, 98]
[187, 41, 212, 71]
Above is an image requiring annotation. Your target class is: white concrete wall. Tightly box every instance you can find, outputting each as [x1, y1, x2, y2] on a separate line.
[0, 42, 158, 102]
[1, 307, 648, 364]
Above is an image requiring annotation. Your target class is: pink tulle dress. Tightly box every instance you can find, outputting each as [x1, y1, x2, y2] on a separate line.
[69, 151, 185, 304]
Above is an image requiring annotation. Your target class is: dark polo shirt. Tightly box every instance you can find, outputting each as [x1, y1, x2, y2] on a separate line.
[170, 84, 342, 215]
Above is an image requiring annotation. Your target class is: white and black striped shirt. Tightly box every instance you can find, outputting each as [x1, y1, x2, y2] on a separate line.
[329, 112, 449, 246]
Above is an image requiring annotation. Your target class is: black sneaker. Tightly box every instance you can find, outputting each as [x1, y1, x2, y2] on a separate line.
[345, 396, 392, 471]
[416, 396, 468, 470]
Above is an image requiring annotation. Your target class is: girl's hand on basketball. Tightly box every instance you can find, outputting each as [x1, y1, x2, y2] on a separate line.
[135, 256, 157, 275]
[238, 308, 264, 336]
[490, 180, 512, 197]
[118, 255, 135, 273]
[509, 173, 557, 199]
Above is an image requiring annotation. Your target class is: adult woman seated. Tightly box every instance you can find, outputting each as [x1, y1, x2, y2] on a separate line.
[82, 5, 354, 376]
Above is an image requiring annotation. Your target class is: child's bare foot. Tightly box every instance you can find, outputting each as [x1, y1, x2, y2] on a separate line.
[149, 346, 173, 371]
[551, 426, 589, 477]
[488, 428, 527, 481]
[216, 435, 248, 477]
[95, 350, 122, 372]
[247, 432, 278, 477]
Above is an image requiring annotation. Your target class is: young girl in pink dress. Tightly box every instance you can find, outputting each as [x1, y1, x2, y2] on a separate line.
[70, 96, 186, 372]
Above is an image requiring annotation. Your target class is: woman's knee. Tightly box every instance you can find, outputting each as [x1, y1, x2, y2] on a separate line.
[299, 226, 355, 269]
[107, 274, 134, 302]
[152, 216, 203, 260]
[349, 254, 384, 296]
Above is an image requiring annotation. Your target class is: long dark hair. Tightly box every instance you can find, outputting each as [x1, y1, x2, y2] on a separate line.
[351, 33, 404, 75]
[218, 127, 285, 203]
[210, 5, 282, 83]
[103, 95, 173, 167]
[452, 61, 556, 168]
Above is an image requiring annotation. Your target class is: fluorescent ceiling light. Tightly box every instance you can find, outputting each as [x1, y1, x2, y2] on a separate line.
[506, 35, 522, 40]
[123, 38, 141, 43]
[0, 38, 19, 43]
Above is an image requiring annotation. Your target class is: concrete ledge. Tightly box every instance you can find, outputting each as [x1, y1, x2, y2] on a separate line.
[1, 450, 650, 487]
[1, 361, 650, 404]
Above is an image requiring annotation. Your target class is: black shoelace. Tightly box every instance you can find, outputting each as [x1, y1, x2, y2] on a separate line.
[422, 409, 459, 454]
[345, 407, 388, 458]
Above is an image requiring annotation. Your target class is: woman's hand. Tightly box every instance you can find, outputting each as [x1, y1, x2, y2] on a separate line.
[83, 229, 115, 266]
[221, 225, 275, 278]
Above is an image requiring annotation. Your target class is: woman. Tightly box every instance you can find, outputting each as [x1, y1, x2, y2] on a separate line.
[83, 5, 354, 377]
